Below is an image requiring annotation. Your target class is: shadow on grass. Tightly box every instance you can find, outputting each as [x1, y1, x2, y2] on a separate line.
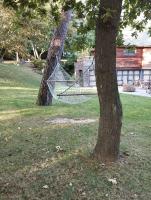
[0, 115, 151, 199]
[1, 142, 151, 200]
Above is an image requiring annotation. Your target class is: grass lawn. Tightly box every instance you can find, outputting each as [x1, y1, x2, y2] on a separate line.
[0, 63, 151, 200]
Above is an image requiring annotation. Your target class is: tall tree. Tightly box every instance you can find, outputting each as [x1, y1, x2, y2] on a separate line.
[37, 10, 72, 105]
[92, 0, 151, 163]
[93, 0, 123, 162]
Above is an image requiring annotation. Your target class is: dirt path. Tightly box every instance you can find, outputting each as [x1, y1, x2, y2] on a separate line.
[46, 118, 97, 125]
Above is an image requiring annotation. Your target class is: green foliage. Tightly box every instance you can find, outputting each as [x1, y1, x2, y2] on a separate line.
[0, 2, 51, 59]
[2, 0, 151, 58]
[0, 4, 27, 57]
[3, 0, 50, 17]
[122, 0, 151, 32]
[116, 30, 125, 46]
[31, 59, 46, 70]
[62, 52, 77, 75]
[3, 0, 151, 32]
[101, 8, 116, 23]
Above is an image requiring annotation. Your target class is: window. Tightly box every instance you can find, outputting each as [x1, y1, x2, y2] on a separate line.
[124, 49, 136, 56]
[134, 71, 139, 75]
[129, 71, 133, 75]
[144, 70, 150, 75]
[117, 71, 122, 75]
[123, 71, 128, 75]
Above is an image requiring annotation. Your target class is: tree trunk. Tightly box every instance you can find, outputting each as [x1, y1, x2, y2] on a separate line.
[30, 41, 39, 59]
[34, 46, 39, 59]
[16, 52, 19, 63]
[93, 0, 123, 163]
[37, 10, 72, 106]
[0, 49, 5, 62]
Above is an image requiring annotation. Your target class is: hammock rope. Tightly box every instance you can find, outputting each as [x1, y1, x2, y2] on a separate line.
[47, 57, 97, 104]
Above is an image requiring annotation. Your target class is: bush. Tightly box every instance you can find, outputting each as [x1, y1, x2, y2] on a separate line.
[31, 59, 46, 71]
[123, 84, 135, 92]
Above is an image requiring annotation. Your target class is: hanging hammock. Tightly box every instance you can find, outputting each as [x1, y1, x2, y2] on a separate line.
[47, 58, 97, 104]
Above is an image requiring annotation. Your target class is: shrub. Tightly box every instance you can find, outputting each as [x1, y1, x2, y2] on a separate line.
[31, 59, 46, 71]
[123, 84, 135, 92]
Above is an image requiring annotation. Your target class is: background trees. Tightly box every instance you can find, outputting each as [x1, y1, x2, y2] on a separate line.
[0, 1, 51, 61]
[0, 4, 26, 60]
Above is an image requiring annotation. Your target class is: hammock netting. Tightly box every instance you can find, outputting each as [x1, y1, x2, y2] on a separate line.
[47, 62, 96, 104]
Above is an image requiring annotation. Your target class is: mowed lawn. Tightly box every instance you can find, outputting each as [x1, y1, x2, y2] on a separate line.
[0, 64, 151, 200]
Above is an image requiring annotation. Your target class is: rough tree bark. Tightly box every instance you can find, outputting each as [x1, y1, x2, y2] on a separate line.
[37, 10, 72, 106]
[0, 49, 5, 62]
[93, 0, 123, 163]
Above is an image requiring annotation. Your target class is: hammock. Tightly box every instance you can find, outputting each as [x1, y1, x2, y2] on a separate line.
[47, 58, 97, 104]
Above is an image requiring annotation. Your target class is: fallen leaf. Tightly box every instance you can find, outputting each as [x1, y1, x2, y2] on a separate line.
[108, 178, 117, 185]
[42, 185, 49, 189]
[55, 146, 65, 152]
[134, 194, 138, 198]
[82, 192, 86, 196]
[69, 182, 73, 186]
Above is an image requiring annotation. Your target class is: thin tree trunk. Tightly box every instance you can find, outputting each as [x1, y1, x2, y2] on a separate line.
[39, 48, 45, 59]
[37, 10, 72, 106]
[16, 52, 19, 63]
[30, 41, 38, 59]
[0, 49, 5, 62]
[93, 0, 123, 163]
[34, 46, 39, 59]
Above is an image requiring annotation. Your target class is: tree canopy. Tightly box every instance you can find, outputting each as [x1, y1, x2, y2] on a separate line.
[0, 1, 52, 59]
[3, 0, 151, 54]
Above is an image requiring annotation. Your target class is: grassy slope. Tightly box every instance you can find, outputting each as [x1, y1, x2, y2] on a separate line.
[0, 64, 151, 200]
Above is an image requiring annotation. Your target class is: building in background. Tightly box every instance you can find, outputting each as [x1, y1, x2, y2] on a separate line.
[74, 46, 151, 86]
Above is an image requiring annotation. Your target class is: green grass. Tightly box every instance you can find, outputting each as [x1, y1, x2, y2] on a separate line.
[0, 63, 151, 200]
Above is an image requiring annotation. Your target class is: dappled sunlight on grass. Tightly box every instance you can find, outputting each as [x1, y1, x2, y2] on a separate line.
[19, 148, 86, 174]
[0, 86, 38, 90]
[0, 108, 38, 121]
[0, 112, 21, 121]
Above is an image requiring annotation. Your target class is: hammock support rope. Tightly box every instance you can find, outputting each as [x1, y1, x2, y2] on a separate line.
[47, 58, 97, 104]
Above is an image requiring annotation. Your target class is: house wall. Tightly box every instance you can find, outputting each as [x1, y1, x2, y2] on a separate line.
[116, 47, 143, 84]
[116, 47, 143, 69]
[75, 56, 94, 87]
[142, 48, 151, 80]
[142, 48, 151, 69]
[74, 47, 151, 86]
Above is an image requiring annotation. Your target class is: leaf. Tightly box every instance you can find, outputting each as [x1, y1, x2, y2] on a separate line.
[69, 182, 73, 186]
[108, 178, 117, 185]
[55, 146, 65, 153]
[42, 185, 49, 189]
